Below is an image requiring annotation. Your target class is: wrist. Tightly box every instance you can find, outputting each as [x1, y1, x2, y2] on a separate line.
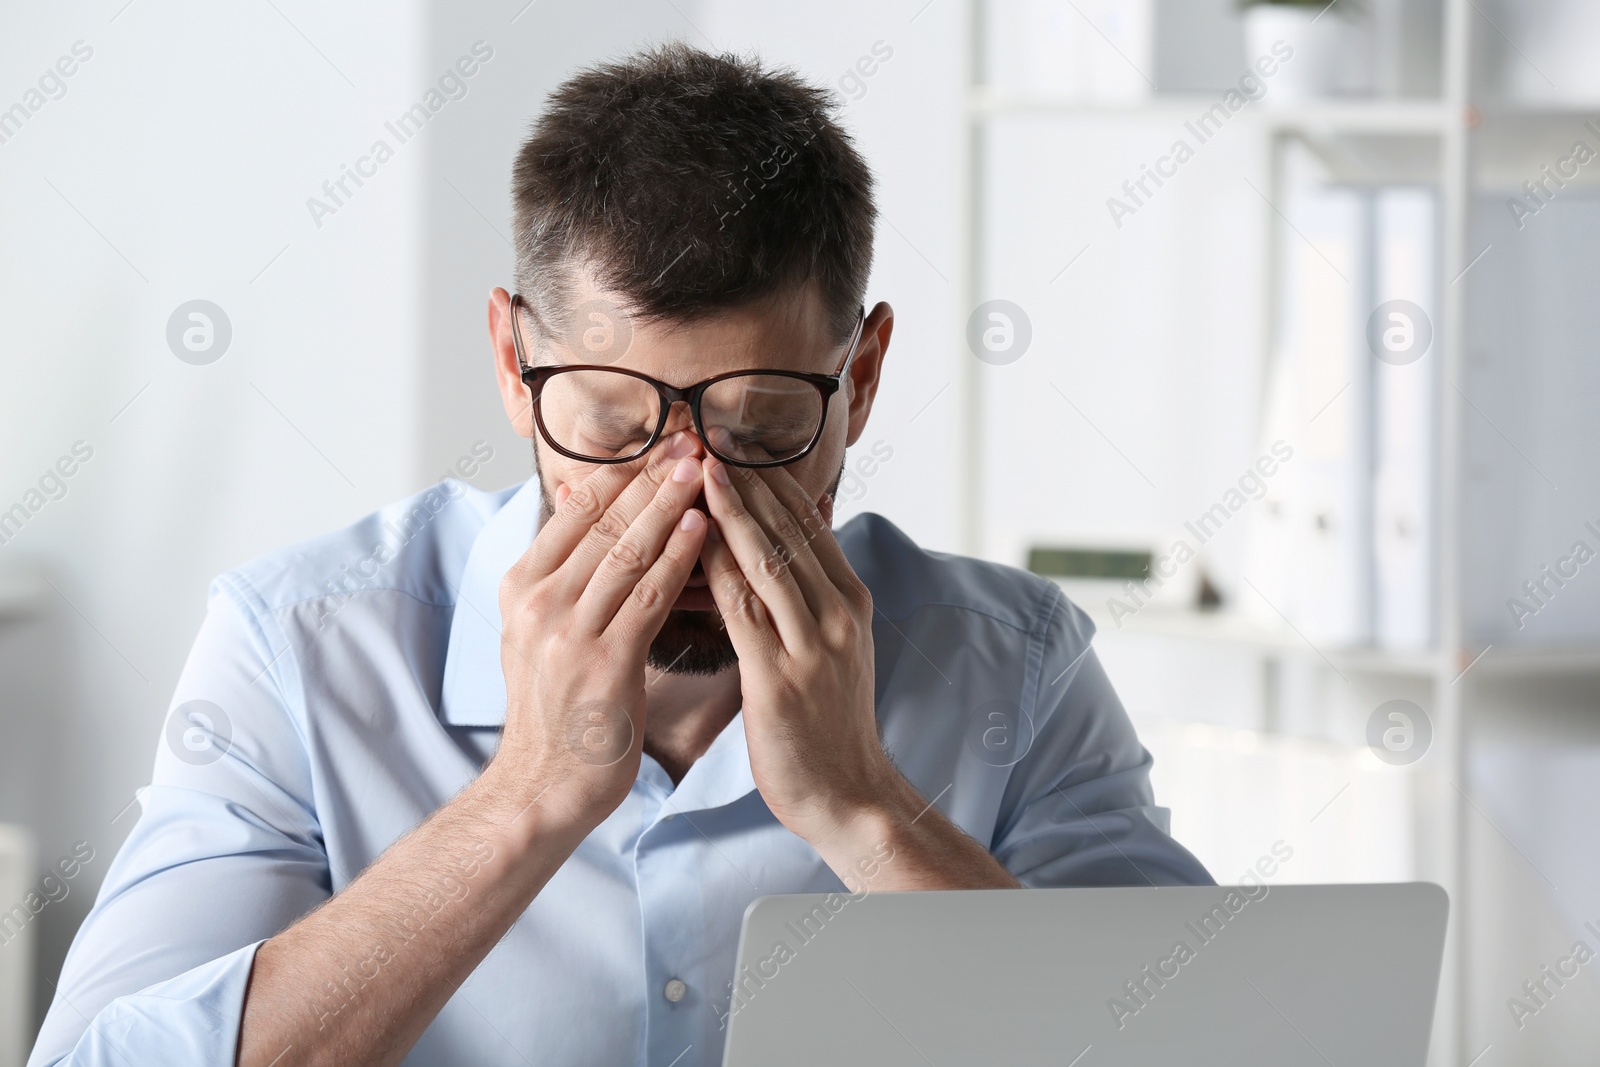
[809, 763, 921, 890]
[467, 752, 603, 856]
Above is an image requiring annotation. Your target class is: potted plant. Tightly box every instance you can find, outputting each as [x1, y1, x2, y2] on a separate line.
[1239, 0, 1375, 103]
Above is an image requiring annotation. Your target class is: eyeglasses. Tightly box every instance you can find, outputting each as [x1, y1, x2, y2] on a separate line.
[510, 293, 867, 468]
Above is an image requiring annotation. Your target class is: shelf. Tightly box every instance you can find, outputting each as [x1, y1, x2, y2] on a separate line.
[969, 87, 1454, 136]
[968, 89, 1600, 183]
[1468, 644, 1600, 678]
[1262, 100, 1453, 135]
[1073, 598, 1600, 680]
[1077, 601, 1441, 676]
[1475, 102, 1600, 123]
[968, 88, 1600, 133]
[1471, 106, 1600, 190]
[970, 89, 1226, 119]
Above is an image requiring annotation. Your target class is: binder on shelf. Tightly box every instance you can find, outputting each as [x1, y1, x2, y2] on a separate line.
[1246, 168, 1373, 648]
[1248, 149, 1443, 653]
[1370, 188, 1437, 650]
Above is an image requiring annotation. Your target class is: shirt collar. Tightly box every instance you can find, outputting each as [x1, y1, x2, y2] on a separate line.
[440, 475, 542, 727]
[642, 710, 757, 816]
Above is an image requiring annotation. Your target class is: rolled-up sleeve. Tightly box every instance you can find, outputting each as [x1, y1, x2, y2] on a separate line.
[992, 590, 1214, 888]
[29, 575, 330, 1067]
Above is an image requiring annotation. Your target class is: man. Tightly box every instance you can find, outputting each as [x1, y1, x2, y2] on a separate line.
[31, 44, 1209, 1067]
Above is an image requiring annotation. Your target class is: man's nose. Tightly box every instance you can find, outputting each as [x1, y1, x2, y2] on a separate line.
[657, 426, 710, 513]
[660, 410, 705, 459]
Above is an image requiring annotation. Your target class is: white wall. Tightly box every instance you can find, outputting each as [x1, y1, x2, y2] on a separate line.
[0, 0, 426, 1034]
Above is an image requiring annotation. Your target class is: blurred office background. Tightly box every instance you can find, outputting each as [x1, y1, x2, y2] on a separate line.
[1, 0, 1598, 1063]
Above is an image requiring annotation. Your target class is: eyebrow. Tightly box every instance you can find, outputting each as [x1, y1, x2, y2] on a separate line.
[577, 409, 655, 433]
[735, 414, 815, 434]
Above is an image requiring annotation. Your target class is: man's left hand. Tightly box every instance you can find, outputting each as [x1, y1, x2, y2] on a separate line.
[697, 455, 895, 858]
[699, 453, 1019, 892]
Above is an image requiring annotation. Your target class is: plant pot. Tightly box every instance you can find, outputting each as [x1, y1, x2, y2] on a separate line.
[1243, 4, 1376, 104]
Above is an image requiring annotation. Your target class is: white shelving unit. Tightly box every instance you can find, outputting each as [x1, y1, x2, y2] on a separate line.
[954, 2, 1600, 1064]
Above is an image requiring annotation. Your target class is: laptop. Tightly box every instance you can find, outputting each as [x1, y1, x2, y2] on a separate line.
[720, 883, 1447, 1066]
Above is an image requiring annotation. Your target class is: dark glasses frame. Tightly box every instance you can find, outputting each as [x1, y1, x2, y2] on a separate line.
[509, 293, 867, 469]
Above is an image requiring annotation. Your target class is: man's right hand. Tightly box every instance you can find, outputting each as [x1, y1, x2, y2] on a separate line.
[492, 431, 708, 832]
[239, 436, 708, 1067]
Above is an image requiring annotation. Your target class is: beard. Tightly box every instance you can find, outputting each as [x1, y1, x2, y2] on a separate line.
[533, 446, 845, 678]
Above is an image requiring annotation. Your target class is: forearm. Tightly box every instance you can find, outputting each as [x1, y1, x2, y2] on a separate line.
[814, 769, 1020, 893]
[237, 756, 590, 1067]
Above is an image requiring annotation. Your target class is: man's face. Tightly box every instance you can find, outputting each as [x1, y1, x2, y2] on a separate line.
[493, 274, 888, 676]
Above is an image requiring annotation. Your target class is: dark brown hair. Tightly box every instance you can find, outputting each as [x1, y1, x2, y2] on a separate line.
[511, 42, 876, 345]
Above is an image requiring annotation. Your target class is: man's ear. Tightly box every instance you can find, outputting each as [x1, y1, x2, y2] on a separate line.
[490, 288, 535, 439]
[843, 301, 893, 448]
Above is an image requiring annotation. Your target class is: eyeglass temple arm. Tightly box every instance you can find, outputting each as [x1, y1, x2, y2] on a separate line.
[834, 305, 868, 379]
[508, 294, 532, 373]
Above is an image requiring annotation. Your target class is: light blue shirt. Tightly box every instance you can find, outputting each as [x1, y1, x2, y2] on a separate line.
[30, 475, 1210, 1067]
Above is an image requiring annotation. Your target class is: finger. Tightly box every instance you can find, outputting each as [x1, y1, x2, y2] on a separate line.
[750, 464, 866, 600]
[718, 462, 834, 614]
[607, 507, 710, 651]
[701, 456, 815, 644]
[515, 459, 645, 582]
[573, 453, 704, 632]
[698, 517, 783, 659]
[548, 433, 699, 598]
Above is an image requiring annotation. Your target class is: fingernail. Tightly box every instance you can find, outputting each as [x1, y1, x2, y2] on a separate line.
[706, 519, 722, 543]
[672, 455, 700, 483]
[680, 508, 705, 532]
[709, 460, 731, 486]
[666, 433, 696, 458]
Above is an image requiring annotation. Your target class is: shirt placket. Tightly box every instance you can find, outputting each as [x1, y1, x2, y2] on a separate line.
[634, 769, 709, 1067]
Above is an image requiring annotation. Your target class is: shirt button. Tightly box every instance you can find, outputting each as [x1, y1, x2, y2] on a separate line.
[663, 978, 688, 1003]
